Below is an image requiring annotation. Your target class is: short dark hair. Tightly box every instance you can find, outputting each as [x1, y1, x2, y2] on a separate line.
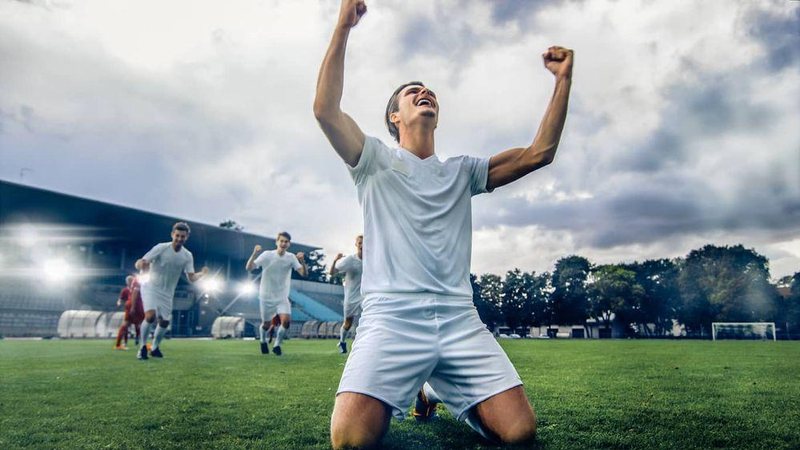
[385, 81, 425, 143]
[277, 231, 292, 241]
[172, 222, 191, 234]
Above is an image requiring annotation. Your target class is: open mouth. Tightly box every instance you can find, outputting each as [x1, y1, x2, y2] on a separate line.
[416, 97, 435, 108]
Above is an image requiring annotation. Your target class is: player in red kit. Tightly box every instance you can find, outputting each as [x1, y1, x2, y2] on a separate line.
[114, 275, 145, 350]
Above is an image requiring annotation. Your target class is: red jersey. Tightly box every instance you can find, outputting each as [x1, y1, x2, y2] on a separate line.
[123, 281, 145, 324]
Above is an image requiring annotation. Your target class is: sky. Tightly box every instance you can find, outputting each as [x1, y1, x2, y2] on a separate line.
[1, 0, 799, 279]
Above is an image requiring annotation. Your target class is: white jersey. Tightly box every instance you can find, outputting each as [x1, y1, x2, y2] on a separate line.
[348, 136, 490, 298]
[253, 250, 302, 303]
[336, 254, 363, 306]
[140, 242, 195, 302]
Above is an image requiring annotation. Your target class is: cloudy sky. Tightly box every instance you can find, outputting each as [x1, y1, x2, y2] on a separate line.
[1, 0, 799, 278]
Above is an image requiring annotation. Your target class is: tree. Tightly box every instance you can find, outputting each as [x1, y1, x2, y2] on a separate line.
[589, 265, 644, 337]
[298, 249, 328, 283]
[551, 255, 591, 326]
[501, 269, 530, 332]
[677, 244, 780, 337]
[219, 220, 244, 231]
[624, 259, 681, 336]
[777, 272, 800, 339]
[527, 272, 553, 329]
[476, 273, 503, 330]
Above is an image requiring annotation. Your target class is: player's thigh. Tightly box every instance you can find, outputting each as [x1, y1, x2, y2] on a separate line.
[474, 386, 536, 442]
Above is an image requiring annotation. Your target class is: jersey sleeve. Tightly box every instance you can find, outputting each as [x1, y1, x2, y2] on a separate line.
[337, 255, 354, 272]
[347, 136, 392, 186]
[253, 252, 268, 268]
[184, 251, 195, 274]
[142, 243, 166, 262]
[119, 287, 130, 301]
[464, 156, 491, 196]
[291, 254, 302, 270]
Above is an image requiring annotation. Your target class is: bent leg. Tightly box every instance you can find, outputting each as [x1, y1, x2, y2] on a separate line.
[471, 386, 536, 444]
[331, 392, 391, 450]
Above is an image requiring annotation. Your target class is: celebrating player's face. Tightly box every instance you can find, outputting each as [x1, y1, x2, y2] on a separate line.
[276, 236, 291, 252]
[171, 230, 189, 249]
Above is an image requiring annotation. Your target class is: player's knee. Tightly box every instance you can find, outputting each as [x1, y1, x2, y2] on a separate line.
[496, 417, 536, 444]
[159, 320, 170, 328]
[330, 421, 383, 449]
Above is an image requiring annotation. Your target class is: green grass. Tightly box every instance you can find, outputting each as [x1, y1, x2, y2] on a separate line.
[1, 339, 799, 449]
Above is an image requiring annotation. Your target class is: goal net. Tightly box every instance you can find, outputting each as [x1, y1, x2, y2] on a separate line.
[711, 322, 776, 341]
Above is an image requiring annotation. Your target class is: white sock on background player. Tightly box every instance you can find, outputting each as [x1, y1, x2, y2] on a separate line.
[339, 326, 348, 343]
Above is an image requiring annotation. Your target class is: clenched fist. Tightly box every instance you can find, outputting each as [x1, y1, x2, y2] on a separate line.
[543, 46, 574, 80]
[338, 0, 367, 29]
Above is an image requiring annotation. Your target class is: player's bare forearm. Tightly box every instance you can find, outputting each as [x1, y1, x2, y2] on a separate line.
[187, 267, 209, 283]
[487, 47, 573, 191]
[246, 245, 261, 272]
[329, 253, 343, 276]
[313, 0, 366, 166]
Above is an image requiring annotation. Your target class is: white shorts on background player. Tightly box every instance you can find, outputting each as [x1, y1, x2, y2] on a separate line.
[259, 297, 291, 322]
[337, 294, 522, 421]
[140, 242, 194, 320]
[336, 254, 363, 318]
[336, 136, 522, 422]
[253, 250, 301, 321]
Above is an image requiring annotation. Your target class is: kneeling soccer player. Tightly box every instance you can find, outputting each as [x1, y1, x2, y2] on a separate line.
[314, 1, 573, 447]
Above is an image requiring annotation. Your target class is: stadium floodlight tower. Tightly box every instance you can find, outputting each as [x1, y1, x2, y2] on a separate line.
[711, 322, 777, 341]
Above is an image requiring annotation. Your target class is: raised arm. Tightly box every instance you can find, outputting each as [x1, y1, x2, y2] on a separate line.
[329, 253, 344, 276]
[245, 245, 262, 272]
[295, 252, 308, 278]
[313, 0, 367, 167]
[487, 47, 574, 191]
[187, 267, 209, 283]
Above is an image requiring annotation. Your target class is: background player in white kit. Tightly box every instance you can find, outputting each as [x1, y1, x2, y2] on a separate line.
[329, 234, 363, 354]
[246, 231, 307, 356]
[134, 222, 208, 360]
[314, 0, 573, 447]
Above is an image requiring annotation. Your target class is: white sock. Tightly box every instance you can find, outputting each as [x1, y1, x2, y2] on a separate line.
[140, 320, 154, 349]
[423, 382, 442, 404]
[339, 326, 349, 343]
[152, 325, 167, 350]
[274, 325, 288, 347]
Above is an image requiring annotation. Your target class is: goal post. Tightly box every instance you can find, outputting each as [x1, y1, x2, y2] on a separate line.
[711, 322, 777, 341]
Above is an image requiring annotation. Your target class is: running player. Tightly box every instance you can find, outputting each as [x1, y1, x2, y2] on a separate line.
[329, 235, 363, 354]
[113, 275, 144, 350]
[314, 1, 573, 447]
[134, 222, 208, 360]
[113, 275, 135, 350]
[245, 231, 307, 356]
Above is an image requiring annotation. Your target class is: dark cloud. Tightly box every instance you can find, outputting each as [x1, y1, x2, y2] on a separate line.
[612, 72, 777, 175]
[745, 6, 800, 72]
[396, 11, 480, 61]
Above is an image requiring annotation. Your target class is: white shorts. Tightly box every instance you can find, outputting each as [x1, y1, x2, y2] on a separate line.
[337, 294, 522, 421]
[141, 290, 173, 321]
[343, 297, 363, 318]
[260, 297, 291, 322]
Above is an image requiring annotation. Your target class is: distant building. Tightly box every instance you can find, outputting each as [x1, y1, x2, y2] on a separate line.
[0, 179, 343, 337]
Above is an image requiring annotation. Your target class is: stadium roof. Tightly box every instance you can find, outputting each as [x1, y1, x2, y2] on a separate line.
[0, 179, 318, 260]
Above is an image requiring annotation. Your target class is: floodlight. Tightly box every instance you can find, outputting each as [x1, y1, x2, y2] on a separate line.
[200, 277, 224, 294]
[237, 282, 256, 296]
[44, 258, 71, 282]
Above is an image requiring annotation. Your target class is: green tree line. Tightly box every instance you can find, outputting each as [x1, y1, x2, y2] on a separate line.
[469, 244, 800, 339]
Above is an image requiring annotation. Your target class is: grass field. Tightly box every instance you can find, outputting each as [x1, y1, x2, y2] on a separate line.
[1, 339, 799, 450]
